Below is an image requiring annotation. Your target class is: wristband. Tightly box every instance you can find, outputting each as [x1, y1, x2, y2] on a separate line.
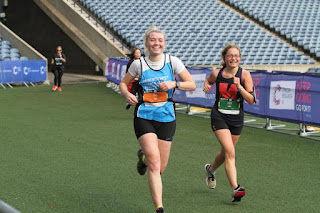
[175, 81, 180, 89]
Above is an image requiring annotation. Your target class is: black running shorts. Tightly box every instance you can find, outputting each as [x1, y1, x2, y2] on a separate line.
[134, 117, 176, 141]
[211, 117, 243, 135]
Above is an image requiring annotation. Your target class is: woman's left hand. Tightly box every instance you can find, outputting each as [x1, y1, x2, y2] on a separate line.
[233, 76, 241, 88]
[159, 81, 175, 91]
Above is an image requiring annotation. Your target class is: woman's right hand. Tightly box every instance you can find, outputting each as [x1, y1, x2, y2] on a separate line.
[203, 79, 212, 92]
[125, 92, 138, 105]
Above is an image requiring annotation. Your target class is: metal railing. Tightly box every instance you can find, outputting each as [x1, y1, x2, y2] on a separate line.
[0, 200, 21, 213]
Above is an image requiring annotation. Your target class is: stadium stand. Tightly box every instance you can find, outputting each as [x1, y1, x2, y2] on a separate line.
[307, 67, 320, 73]
[0, 22, 48, 87]
[0, 22, 45, 62]
[0, 35, 28, 61]
[77, 0, 316, 66]
[223, 0, 320, 60]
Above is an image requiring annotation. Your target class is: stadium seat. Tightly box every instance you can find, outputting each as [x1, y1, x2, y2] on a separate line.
[0, 34, 28, 61]
[225, 0, 320, 63]
[79, 0, 316, 66]
[20, 56, 28, 60]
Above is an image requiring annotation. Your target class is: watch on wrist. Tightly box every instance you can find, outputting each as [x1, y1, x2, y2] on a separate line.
[175, 81, 180, 89]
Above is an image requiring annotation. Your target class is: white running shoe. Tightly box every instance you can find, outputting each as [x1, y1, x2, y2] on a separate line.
[204, 164, 216, 189]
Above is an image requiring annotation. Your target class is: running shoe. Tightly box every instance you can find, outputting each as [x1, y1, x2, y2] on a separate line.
[137, 148, 147, 175]
[52, 85, 57, 91]
[204, 164, 216, 189]
[156, 207, 164, 213]
[58, 87, 62, 92]
[232, 185, 246, 202]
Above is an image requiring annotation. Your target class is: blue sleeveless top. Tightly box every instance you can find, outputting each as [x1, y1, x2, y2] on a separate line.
[136, 55, 175, 122]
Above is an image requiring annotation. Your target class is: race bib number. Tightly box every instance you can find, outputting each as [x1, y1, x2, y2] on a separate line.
[218, 98, 240, 115]
[55, 58, 63, 66]
[143, 91, 168, 103]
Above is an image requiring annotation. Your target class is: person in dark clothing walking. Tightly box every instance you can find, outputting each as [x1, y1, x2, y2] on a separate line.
[51, 46, 66, 92]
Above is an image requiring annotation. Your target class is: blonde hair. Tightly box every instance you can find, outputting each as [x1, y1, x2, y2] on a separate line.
[220, 43, 241, 67]
[143, 26, 166, 54]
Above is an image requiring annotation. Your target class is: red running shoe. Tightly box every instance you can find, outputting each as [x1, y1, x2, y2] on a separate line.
[52, 85, 57, 91]
[58, 87, 62, 92]
[232, 185, 246, 202]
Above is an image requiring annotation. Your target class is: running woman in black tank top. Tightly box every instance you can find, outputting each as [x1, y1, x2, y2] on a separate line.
[211, 67, 245, 128]
[202, 43, 255, 202]
[51, 46, 66, 92]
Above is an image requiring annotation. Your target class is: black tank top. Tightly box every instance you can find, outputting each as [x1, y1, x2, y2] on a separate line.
[211, 67, 244, 127]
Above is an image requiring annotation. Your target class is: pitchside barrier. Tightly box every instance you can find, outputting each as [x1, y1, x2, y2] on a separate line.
[105, 58, 320, 139]
[0, 59, 47, 89]
[0, 199, 21, 213]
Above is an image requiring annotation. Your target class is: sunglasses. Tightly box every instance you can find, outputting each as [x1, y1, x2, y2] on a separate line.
[57, 49, 62, 51]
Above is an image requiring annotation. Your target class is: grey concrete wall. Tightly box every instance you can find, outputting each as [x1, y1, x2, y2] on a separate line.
[34, 0, 128, 75]
[0, 22, 46, 60]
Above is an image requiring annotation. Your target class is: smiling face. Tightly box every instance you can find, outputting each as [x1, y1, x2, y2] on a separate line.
[223, 47, 241, 69]
[145, 32, 165, 56]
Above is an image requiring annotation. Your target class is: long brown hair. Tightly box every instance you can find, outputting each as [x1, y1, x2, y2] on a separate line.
[126, 46, 141, 60]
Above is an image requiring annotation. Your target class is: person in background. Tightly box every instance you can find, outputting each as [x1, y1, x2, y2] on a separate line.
[51, 46, 66, 92]
[126, 46, 143, 109]
[202, 43, 255, 202]
[119, 26, 196, 213]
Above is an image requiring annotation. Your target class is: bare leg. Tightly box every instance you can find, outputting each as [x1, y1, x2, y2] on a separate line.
[210, 129, 240, 189]
[158, 139, 172, 174]
[138, 133, 172, 208]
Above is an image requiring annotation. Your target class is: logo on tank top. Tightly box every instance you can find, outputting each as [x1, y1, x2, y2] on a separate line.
[219, 83, 237, 99]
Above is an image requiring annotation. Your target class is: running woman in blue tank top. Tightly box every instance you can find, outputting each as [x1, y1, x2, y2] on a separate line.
[120, 26, 196, 213]
[203, 43, 255, 203]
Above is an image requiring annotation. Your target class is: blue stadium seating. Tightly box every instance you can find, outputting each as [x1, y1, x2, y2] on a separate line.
[224, 0, 320, 60]
[79, 0, 317, 66]
[307, 67, 320, 73]
[0, 35, 28, 61]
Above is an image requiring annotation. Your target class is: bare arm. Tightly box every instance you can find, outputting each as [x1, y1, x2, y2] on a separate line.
[177, 68, 196, 91]
[60, 54, 66, 63]
[203, 69, 218, 92]
[234, 70, 255, 105]
[158, 68, 196, 91]
[119, 72, 138, 105]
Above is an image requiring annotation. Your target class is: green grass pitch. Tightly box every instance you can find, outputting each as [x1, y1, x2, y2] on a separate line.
[0, 83, 319, 212]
